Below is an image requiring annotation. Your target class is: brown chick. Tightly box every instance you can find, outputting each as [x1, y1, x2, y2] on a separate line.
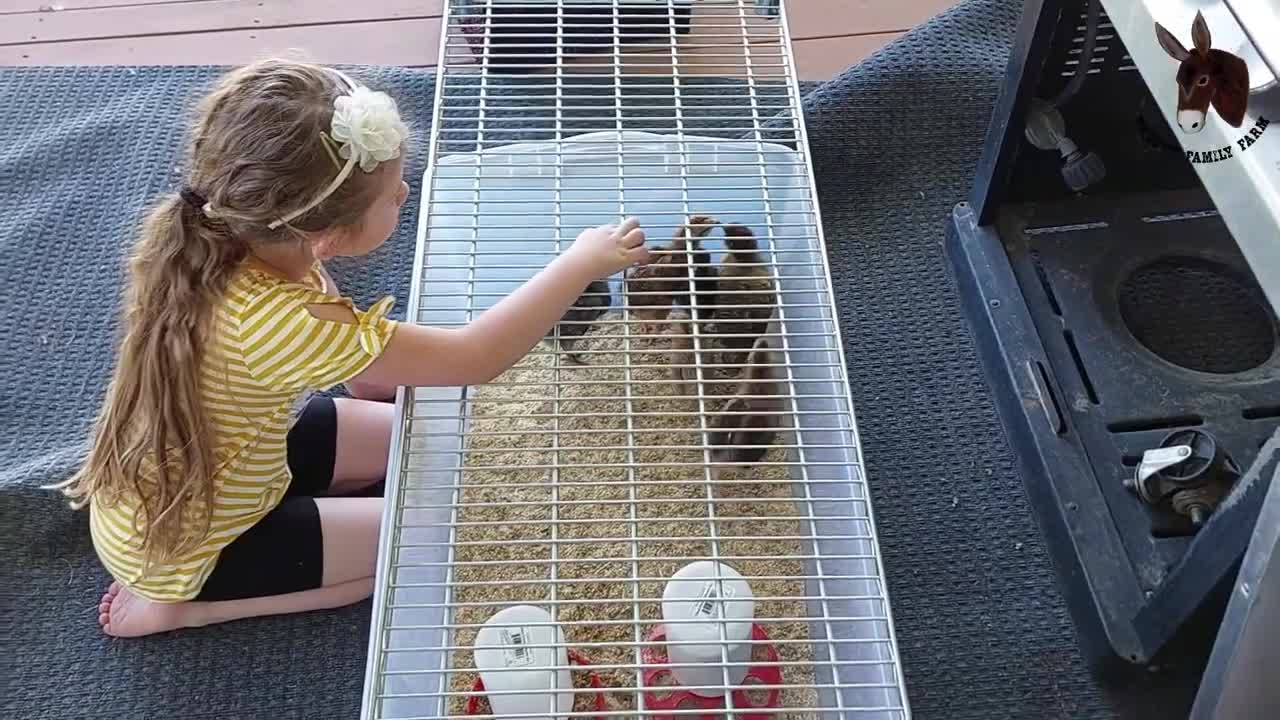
[662, 308, 705, 396]
[708, 222, 778, 368]
[553, 278, 612, 364]
[623, 216, 719, 334]
[707, 334, 787, 480]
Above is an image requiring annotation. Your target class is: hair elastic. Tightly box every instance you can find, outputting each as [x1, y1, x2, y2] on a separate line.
[179, 187, 207, 211]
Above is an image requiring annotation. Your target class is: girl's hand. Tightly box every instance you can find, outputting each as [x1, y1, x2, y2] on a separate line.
[352, 218, 652, 388]
[568, 217, 650, 279]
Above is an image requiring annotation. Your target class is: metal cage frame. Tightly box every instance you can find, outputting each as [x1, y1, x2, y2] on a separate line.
[359, 2, 911, 718]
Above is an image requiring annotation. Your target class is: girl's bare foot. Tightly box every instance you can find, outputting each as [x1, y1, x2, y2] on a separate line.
[98, 581, 198, 638]
[95, 576, 375, 638]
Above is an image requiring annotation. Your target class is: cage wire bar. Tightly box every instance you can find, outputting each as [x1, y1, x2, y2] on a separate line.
[361, 2, 910, 718]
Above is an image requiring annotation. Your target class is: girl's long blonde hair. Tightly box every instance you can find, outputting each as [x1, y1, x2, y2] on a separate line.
[58, 59, 399, 569]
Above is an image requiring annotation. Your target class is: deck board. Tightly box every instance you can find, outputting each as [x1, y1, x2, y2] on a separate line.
[784, 0, 954, 40]
[0, 17, 447, 66]
[794, 32, 904, 78]
[1, 0, 443, 45]
[1, 0, 954, 80]
[0, 0, 214, 13]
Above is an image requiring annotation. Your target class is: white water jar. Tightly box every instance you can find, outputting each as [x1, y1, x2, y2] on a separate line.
[473, 605, 573, 719]
[661, 561, 756, 695]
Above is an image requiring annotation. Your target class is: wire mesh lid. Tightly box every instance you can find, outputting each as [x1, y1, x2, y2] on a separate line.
[361, 3, 910, 718]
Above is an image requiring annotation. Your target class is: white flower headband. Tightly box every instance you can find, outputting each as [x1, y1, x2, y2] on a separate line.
[261, 69, 409, 230]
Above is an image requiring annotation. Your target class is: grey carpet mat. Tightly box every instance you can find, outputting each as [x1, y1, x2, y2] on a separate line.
[0, 1, 1204, 718]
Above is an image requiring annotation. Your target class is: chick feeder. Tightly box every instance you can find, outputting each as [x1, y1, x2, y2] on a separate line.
[641, 561, 782, 718]
[468, 605, 606, 719]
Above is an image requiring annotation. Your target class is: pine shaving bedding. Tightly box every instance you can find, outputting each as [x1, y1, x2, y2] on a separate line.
[446, 316, 818, 715]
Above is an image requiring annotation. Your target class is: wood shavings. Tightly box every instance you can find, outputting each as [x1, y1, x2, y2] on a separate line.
[446, 316, 817, 715]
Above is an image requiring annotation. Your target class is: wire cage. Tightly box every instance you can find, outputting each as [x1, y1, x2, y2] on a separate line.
[361, 2, 910, 718]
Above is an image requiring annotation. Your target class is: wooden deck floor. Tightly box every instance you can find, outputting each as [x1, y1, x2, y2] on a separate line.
[2, 0, 957, 81]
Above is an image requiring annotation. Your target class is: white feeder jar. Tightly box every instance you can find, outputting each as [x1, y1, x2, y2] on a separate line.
[661, 560, 756, 695]
[473, 605, 573, 719]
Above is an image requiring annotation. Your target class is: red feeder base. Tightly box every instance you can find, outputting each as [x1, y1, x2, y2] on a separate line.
[640, 624, 783, 719]
[466, 649, 607, 719]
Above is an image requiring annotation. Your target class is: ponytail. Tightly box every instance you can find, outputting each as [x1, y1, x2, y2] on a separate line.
[56, 59, 403, 569]
[58, 192, 246, 568]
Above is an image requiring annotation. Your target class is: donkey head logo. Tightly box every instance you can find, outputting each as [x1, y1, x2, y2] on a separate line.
[1154, 11, 1249, 133]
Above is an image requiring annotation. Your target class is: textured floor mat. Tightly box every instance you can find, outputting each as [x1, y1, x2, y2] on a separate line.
[801, 1, 1206, 718]
[0, 2, 1205, 718]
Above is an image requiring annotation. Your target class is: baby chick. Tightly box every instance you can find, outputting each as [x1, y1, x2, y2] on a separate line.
[554, 279, 612, 364]
[662, 308, 702, 396]
[623, 216, 719, 333]
[708, 222, 778, 368]
[708, 334, 787, 479]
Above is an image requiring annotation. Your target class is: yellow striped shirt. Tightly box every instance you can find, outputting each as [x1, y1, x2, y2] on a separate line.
[89, 259, 399, 602]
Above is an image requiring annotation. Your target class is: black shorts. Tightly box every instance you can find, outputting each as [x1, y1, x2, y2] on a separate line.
[195, 396, 340, 602]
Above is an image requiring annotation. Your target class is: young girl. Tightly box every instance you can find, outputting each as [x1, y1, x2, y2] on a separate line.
[58, 59, 649, 639]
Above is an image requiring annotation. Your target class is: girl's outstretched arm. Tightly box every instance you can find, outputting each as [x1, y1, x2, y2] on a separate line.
[348, 218, 648, 389]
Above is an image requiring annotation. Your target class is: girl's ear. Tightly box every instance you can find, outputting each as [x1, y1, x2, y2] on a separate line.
[307, 232, 341, 261]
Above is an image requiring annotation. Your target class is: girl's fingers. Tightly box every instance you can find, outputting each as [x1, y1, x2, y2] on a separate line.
[625, 244, 652, 265]
[614, 217, 640, 237]
[620, 229, 646, 247]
